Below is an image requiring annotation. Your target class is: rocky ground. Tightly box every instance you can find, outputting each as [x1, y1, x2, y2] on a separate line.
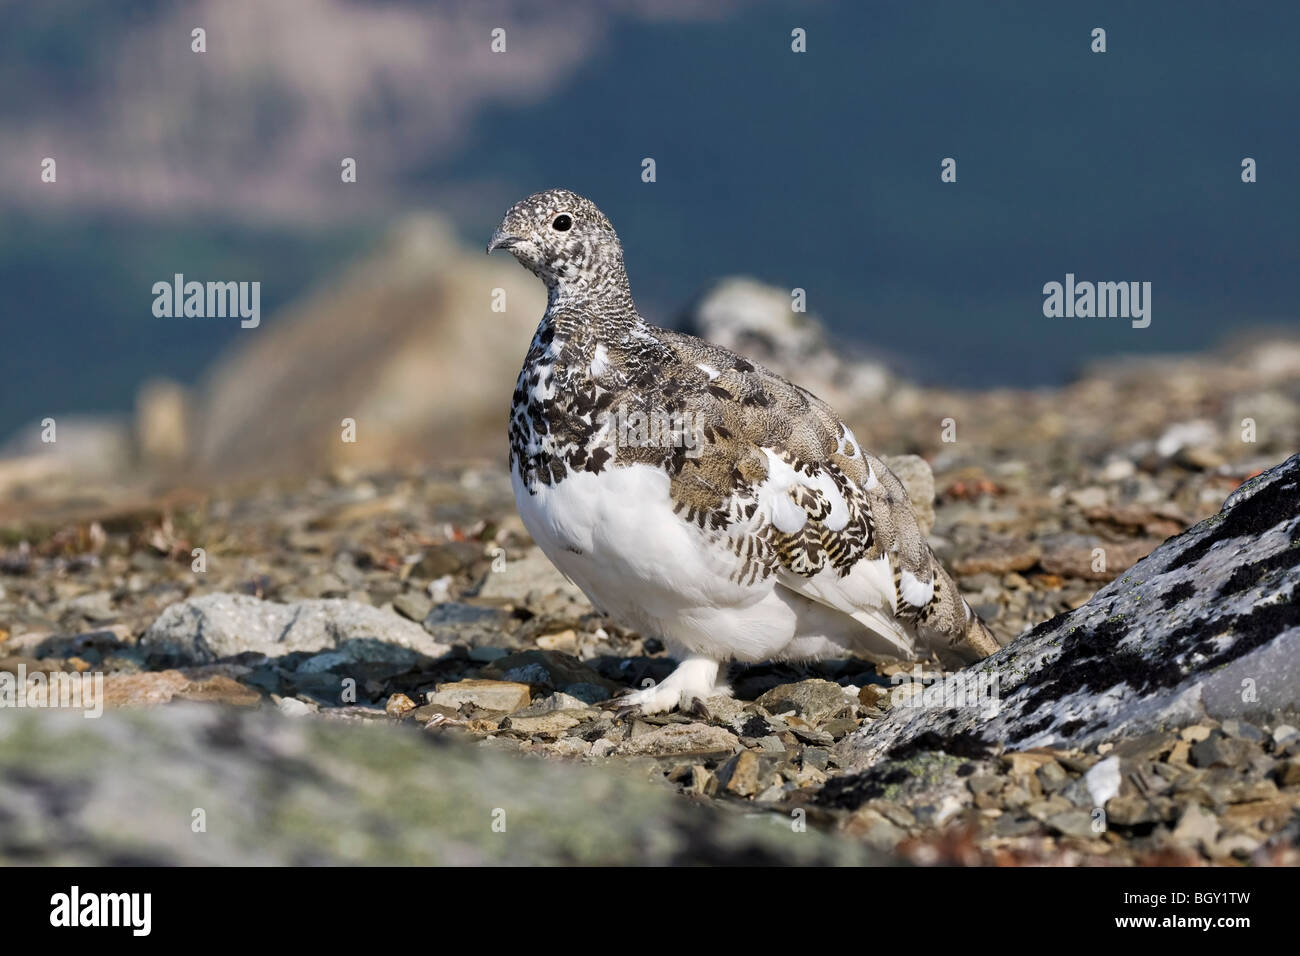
[1, 333, 1298, 866]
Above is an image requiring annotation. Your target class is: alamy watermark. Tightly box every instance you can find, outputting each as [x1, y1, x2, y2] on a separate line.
[1042, 273, 1151, 328]
[50, 886, 151, 936]
[597, 403, 706, 457]
[890, 664, 1001, 715]
[0, 665, 104, 718]
[152, 273, 260, 328]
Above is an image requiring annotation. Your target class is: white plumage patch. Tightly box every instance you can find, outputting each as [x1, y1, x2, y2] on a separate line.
[759, 449, 809, 533]
[770, 495, 807, 534]
[899, 568, 935, 608]
[809, 469, 850, 531]
[838, 423, 863, 458]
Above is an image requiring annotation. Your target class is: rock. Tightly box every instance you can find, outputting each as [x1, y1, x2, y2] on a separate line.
[1100, 458, 1137, 482]
[299, 572, 348, 599]
[499, 710, 587, 735]
[838, 453, 1300, 767]
[425, 680, 531, 713]
[1172, 802, 1220, 853]
[1177, 446, 1227, 471]
[535, 629, 578, 654]
[1274, 759, 1300, 787]
[63, 590, 118, 624]
[514, 691, 593, 714]
[391, 591, 432, 623]
[1111, 731, 1176, 762]
[1045, 810, 1097, 839]
[1180, 724, 1214, 743]
[882, 455, 935, 538]
[846, 807, 909, 850]
[385, 692, 417, 718]
[1003, 751, 1058, 776]
[611, 722, 740, 758]
[953, 538, 1042, 576]
[682, 277, 890, 412]
[716, 750, 763, 797]
[822, 717, 859, 740]
[411, 541, 482, 580]
[755, 679, 853, 725]
[422, 603, 512, 649]
[1190, 731, 1254, 768]
[475, 548, 590, 613]
[803, 747, 832, 772]
[0, 705, 885, 865]
[0, 415, 134, 490]
[1038, 534, 1157, 581]
[1067, 487, 1109, 510]
[1154, 420, 1219, 459]
[1106, 795, 1163, 826]
[1219, 718, 1266, 743]
[141, 593, 451, 664]
[1036, 760, 1070, 792]
[276, 697, 316, 718]
[13, 629, 133, 666]
[479, 650, 619, 700]
[1084, 756, 1122, 806]
[102, 671, 261, 709]
[1083, 504, 1185, 539]
[193, 215, 549, 479]
[859, 684, 892, 709]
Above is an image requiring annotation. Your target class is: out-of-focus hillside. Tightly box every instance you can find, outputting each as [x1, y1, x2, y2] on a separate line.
[191, 217, 545, 478]
[2, 205, 1299, 525]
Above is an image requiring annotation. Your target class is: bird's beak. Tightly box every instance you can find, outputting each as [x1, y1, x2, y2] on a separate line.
[486, 228, 519, 254]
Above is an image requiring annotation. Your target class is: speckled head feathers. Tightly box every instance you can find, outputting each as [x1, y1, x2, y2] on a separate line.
[488, 188, 628, 296]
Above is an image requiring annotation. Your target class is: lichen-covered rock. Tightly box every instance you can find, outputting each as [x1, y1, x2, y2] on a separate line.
[610, 722, 741, 758]
[0, 704, 883, 866]
[839, 453, 1300, 770]
[755, 679, 855, 726]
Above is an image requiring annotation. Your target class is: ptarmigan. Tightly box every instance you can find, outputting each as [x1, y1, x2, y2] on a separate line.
[488, 188, 999, 714]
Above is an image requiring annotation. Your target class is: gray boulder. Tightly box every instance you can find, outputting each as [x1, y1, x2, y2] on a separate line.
[682, 278, 891, 410]
[141, 592, 452, 664]
[839, 452, 1300, 769]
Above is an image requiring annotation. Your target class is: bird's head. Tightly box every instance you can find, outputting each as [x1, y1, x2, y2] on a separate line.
[487, 188, 628, 295]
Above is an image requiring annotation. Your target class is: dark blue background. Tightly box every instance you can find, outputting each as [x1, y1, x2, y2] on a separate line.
[2, 0, 1297, 440]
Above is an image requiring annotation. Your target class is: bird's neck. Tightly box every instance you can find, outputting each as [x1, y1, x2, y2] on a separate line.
[543, 265, 639, 332]
[545, 256, 637, 319]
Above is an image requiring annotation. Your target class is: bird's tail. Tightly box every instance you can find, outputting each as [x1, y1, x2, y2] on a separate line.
[918, 561, 1002, 666]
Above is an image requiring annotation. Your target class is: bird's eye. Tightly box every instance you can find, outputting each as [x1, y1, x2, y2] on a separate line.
[552, 214, 572, 232]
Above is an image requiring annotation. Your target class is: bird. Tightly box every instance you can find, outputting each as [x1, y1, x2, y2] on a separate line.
[488, 187, 999, 714]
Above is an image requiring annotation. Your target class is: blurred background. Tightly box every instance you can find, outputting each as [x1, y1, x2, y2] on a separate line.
[1, 0, 1297, 494]
[1, 3, 1299, 868]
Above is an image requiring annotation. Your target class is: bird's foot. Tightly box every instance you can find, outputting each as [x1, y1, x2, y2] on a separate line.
[613, 655, 724, 716]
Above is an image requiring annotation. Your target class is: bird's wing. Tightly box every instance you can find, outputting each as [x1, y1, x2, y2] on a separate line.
[650, 328, 998, 665]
